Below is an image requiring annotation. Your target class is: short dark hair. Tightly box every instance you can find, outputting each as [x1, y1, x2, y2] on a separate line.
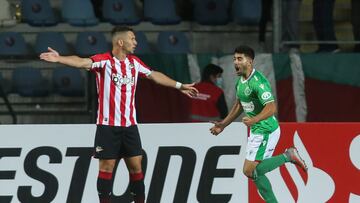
[201, 64, 223, 82]
[111, 26, 134, 36]
[234, 45, 255, 60]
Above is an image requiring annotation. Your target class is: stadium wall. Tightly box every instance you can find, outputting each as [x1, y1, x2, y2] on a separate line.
[0, 123, 359, 203]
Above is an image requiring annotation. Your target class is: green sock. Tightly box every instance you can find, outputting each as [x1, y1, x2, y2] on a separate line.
[255, 154, 287, 177]
[253, 175, 278, 203]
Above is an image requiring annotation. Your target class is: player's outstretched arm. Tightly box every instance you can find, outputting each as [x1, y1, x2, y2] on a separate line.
[210, 100, 243, 136]
[39, 47, 92, 70]
[148, 71, 199, 97]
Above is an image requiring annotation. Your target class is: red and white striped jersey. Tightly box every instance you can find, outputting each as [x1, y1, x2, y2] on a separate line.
[90, 52, 152, 127]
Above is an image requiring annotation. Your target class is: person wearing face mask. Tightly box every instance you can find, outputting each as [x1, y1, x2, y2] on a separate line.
[189, 64, 228, 122]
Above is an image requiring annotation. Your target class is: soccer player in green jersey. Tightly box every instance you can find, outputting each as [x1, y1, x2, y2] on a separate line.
[210, 45, 308, 203]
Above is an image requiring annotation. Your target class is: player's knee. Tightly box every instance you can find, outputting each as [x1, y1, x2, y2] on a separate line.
[99, 160, 116, 172]
[127, 163, 142, 174]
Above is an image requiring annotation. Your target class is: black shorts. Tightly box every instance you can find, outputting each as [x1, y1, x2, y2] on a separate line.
[93, 125, 142, 159]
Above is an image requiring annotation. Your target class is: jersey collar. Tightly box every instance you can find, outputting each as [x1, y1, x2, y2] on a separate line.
[240, 68, 255, 83]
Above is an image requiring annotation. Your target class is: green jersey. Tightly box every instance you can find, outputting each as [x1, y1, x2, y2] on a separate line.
[235, 69, 279, 134]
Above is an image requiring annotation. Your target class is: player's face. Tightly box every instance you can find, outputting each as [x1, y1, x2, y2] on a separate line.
[233, 53, 252, 76]
[122, 31, 137, 54]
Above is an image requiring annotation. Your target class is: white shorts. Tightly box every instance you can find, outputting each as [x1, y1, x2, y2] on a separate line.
[245, 127, 281, 161]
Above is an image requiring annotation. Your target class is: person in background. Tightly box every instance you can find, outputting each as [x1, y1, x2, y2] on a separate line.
[190, 64, 228, 122]
[351, 0, 360, 52]
[282, 0, 302, 52]
[313, 0, 339, 52]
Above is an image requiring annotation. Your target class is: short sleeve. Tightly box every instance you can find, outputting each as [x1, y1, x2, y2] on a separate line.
[90, 53, 110, 72]
[130, 55, 152, 77]
[255, 81, 275, 105]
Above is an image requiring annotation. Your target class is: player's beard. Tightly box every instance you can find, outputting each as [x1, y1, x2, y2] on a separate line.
[235, 63, 247, 77]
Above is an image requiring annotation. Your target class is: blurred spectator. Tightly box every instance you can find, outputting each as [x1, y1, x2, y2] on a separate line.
[259, 0, 302, 52]
[91, 0, 104, 20]
[175, 0, 193, 21]
[282, 0, 302, 52]
[313, 0, 339, 52]
[351, 0, 360, 52]
[190, 64, 228, 122]
[259, 0, 272, 50]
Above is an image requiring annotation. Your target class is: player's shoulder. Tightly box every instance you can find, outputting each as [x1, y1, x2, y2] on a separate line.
[127, 54, 143, 63]
[254, 69, 268, 80]
[251, 70, 269, 84]
[91, 52, 112, 61]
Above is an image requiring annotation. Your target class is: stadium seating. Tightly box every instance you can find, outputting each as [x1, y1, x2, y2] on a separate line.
[21, 0, 57, 26]
[62, 0, 98, 26]
[35, 32, 71, 55]
[232, 0, 262, 25]
[193, 0, 230, 25]
[144, 0, 181, 25]
[134, 31, 152, 54]
[75, 32, 109, 56]
[0, 32, 28, 57]
[52, 67, 85, 97]
[12, 67, 50, 97]
[102, 0, 141, 25]
[157, 31, 190, 53]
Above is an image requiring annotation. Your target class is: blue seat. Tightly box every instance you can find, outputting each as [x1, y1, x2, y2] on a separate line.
[157, 31, 190, 54]
[62, 0, 99, 26]
[35, 32, 71, 55]
[144, 0, 181, 25]
[0, 32, 28, 57]
[21, 0, 57, 26]
[75, 32, 109, 56]
[232, 0, 262, 25]
[134, 31, 151, 54]
[193, 0, 230, 25]
[12, 67, 50, 97]
[102, 0, 141, 25]
[53, 67, 84, 97]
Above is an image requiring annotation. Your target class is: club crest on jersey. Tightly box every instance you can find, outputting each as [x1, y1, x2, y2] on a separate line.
[244, 87, 252, 96]
[129, 63, 135, 69]
[112, 73, 135, 86]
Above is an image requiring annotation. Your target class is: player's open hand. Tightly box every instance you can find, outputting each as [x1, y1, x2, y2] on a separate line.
[39, 47, 60, 63]
[180, 83, 199, 97]
[210, 121, 225, 136]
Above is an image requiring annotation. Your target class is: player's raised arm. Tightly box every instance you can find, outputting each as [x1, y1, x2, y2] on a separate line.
[147, 70, 199, 97]
[39, 47, 92, 70]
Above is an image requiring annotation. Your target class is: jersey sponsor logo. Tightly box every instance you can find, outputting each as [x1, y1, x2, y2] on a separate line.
[241, 101, 255, 112]
[112, 73, 135, 86]
[244, 87, 252, 96]
[261, 92, 272, 100]
[192, 93, 211, 100]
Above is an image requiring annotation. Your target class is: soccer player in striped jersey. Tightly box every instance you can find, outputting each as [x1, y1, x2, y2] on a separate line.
[40, 26, 198, 203]
[210, 45, 307, 203]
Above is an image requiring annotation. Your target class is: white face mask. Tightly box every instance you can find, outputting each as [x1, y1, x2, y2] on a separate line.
[215, 77, 223, 88]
